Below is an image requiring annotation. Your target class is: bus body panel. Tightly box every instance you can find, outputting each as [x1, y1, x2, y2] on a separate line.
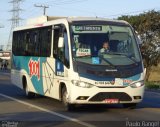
[11, 55, 71, 100]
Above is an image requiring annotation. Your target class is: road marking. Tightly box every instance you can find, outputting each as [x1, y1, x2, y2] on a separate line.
[0, 93, 95, 127]
[146, 91, 160, 96]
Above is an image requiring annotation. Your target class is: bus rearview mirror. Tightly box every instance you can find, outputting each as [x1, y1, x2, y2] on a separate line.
[137, 35, 142, 45]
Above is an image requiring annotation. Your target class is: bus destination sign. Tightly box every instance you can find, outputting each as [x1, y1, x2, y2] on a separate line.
[75, 26, 102, 31]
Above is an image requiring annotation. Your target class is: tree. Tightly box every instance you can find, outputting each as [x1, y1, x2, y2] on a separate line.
[118, 10, 160, 81]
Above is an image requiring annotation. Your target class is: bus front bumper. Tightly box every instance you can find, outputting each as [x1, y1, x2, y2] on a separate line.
[69, 85, 145, 104]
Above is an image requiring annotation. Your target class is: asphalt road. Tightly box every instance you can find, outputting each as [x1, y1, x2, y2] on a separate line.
[0, 71, 160, 127]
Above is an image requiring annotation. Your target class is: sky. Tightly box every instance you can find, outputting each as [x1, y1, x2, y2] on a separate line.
[0, 0, 160, 46]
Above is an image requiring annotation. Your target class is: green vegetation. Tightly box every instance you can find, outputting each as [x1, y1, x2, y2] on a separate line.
[118, 10, 160, 81]
[145, 82, 160, 89]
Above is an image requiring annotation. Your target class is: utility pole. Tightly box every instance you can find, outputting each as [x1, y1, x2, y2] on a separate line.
[34, 4, 49, 15]
[9, 0, 23, 29]
[8, 0, 23, 51]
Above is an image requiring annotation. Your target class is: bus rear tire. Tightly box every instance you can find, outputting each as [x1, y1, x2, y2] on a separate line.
[24, 80, 35, 99]
[62, 87, 74, 111]
[123, 103, 137, 109]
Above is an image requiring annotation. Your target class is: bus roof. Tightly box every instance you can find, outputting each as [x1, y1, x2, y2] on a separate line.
[48, 16, 129, 25]
[14, 16, 129, 31]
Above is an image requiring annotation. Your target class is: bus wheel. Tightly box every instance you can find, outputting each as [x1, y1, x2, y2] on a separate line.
[62, 87, 74, 111]
[123, 103, 137, 109]
[24, 80, 35, 99]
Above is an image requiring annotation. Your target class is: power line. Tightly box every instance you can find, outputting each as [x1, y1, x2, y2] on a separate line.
[51, 0, 88, 5]
[21, 0, 89, 19]
[52, 4, 96, 15]
[45, 0, 88, 5]
[31, 0, 93, 18]
[15, 1, 160, 25]
[22, 8, 42, 19]
[33, 0, 87, 16]
[105, 7, 160, 18]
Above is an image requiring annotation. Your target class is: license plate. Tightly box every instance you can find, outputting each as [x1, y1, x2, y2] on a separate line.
[104, 99, 119, 104]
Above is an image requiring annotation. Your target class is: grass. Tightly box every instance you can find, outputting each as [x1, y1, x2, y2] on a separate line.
[145, 81, 160, 89]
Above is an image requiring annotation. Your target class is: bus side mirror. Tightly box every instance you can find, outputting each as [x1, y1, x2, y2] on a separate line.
[135, 31, 142, 45]
[137, 35, 142, 45]
[58, 37, 64, 48]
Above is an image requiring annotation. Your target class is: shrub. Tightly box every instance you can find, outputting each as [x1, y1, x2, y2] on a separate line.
[145, 82, 160, 89]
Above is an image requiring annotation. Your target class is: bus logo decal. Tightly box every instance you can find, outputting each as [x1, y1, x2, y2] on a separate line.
[28, 58, 40, 80]
[123, 79, 132, 84]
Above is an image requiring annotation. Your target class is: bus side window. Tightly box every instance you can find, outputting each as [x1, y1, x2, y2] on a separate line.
[12, 32, 18, 55]
[24, 31, 30, 55]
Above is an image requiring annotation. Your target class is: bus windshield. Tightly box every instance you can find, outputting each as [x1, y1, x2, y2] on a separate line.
[71, 23, 141, 66]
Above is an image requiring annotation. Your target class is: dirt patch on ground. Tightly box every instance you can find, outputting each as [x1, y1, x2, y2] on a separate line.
[148, 64, 160, 81]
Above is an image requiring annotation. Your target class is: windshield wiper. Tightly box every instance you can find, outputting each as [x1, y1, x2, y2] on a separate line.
[75, 55, 91, 58]
[99, 55, 116, 68]
[108, 52, 138, 65]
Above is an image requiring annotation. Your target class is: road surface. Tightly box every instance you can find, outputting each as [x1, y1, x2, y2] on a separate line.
[0, 71, 160, 127]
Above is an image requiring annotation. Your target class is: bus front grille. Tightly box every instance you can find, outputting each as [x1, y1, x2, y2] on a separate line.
[89, 92, 132, 102]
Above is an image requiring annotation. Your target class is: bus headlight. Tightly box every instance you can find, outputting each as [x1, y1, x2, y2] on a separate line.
[71, 80, 93, 88]
[130, 81, 144, 88]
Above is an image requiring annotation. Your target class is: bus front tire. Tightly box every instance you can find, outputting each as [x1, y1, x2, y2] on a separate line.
[123, 103, 137, 109]
[62, 87, 74, 111]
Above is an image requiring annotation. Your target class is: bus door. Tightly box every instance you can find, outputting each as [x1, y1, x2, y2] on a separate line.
[53, 24, 70, 79]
